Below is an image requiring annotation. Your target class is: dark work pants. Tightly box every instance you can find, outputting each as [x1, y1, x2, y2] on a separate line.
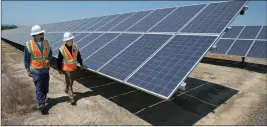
[32, 73, 50, 106]
[64, 71, 76, 100]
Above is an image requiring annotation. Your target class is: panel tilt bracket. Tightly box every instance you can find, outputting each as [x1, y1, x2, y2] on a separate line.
[209, 45, 217, 52]
[178, 81, 187, 91]
[241, 56, 246, 64]
[240, 6, 248, 15]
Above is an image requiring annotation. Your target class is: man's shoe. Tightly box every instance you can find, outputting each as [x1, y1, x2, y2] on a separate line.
[70, 98, 76, 105]
[38, 105, 48, 115]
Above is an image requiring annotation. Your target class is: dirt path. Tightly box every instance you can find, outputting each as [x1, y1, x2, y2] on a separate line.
[1, 40, 266, 125]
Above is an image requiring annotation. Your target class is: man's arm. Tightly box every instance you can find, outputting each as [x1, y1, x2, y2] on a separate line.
[77, 51, 83, 66]
[57, 50, 63, 71]
[47, 40, 53, 61]
[24, 46, 31, 72]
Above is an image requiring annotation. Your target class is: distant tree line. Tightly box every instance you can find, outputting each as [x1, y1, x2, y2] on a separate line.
[1, 25, 17, 30]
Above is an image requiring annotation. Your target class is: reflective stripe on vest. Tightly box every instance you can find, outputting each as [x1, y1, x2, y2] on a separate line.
[26, 40, 50, 69]
[59, 44, 78, 72]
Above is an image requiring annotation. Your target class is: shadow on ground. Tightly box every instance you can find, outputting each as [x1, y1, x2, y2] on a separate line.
[1, 39, 244, 125]
[49, 58, 238, 125]
[202, 57, 267, 74]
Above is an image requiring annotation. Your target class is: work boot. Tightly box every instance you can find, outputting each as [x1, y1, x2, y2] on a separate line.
[38, 105, 48, 115]
[69, 98, 76, 105]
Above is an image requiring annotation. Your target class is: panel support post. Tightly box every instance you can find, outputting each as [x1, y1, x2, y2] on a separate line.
[241, 57, 245, 63]
[178, 81, 187, 91]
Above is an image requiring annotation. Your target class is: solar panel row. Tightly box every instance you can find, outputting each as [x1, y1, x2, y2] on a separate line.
[221, 25, 267, 40]
[211, 25, 267, 58]
[2, 1, 247, 99]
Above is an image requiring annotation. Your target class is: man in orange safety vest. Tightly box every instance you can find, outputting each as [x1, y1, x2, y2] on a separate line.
[57, 32, 83, 105]
[24, 25, 52, 115]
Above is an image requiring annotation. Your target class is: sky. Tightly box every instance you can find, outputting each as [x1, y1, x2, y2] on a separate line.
[2, 1, 267, 26]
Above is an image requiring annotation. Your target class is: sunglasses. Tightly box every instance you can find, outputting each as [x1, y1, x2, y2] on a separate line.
[38, 33, 44, 36]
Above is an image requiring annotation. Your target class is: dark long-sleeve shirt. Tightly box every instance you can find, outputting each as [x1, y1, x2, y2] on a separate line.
[57, 44, 83, 71]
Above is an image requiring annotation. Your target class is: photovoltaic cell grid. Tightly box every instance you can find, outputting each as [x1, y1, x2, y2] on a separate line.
[80, 33, 120, 59]
[247, 40, 267, 58]
[99, 34, 171, 81]
[227, 40, 253, 56]
[110, 10, 152, 31]
[149, 4, 205, 32]
[87, 14, 119, 31]
[97, 13, 134, 31]
[221, 26, 244, 38]
[211, 25, 267, 58]
[76, 33, 103, 49]
[127, 35, 217, 98]
[1, 1, 248, 99]
[83, 34, 142, 70]
[257, 26, 266, 40]
[210, 39, 234, 54]
[181, 1, 246, 34]
[126, 7, 175, 32]
[238, 26, 262, 39]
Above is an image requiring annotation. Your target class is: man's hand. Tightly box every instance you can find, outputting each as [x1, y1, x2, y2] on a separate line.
[28, 72, 32, 77]
[44, 60, 50, 68]
[80, 65, 86, 71]
[58, 70, 63, 75]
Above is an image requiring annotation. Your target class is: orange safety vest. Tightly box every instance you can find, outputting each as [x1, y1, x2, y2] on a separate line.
[26, 40, 50, 69]
[59, 44, 78, 72]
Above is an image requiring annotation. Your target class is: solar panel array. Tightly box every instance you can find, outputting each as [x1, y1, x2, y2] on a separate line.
[210, 25, 267, 58]
[1, 1, 247, 99]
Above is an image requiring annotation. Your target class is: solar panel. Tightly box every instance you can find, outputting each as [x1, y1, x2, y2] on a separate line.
[73, 33, 89, 43]
[257, 26, 267, 40]
[86, 14, 120, 31]
[83, 34, 142, 70]
[97, 13, 134, 31]
[99, 34, 171, 81]
[246, 40, 267, 58]
[126, 35, 217, 98]
[126, 7, 176, 32]
[210, 39, 235, 54]
[238, 26, 262, 39]
[212, 25, 266, 58]
[75, 33, 103, 49]
[2, 1, 248, 100]
[49, 33, 62, 45]
[227, 40, 253, 56]
[110, 10, 152, 31]
[149, 4, 205, 32]
[54, 20, 74, 32]
[221, 26, 244, 38]
[62, 20, 84, 32]
[181, 1, 247, 34]
[80, 33, 120, 59]
[76, 16, 106, 32]
[68, 18, 93, 32]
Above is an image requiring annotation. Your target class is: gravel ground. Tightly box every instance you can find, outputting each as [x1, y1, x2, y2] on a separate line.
[1, 40, 266, 125]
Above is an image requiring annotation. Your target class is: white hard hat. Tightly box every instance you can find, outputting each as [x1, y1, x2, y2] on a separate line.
[63, 32, 74, 41]
[31, 25, 45, 36]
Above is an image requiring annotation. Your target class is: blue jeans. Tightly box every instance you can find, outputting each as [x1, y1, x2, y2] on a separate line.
[32, 72, 50, 106]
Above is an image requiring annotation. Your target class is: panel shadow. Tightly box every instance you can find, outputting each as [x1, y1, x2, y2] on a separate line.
[202, 57, 267, 74]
